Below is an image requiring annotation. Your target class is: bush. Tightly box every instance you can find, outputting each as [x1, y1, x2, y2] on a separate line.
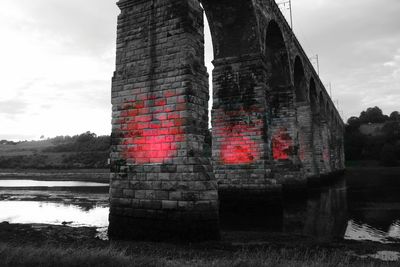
[380, 143, 398, 167]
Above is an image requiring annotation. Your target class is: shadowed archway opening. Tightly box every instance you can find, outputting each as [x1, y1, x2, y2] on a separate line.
[265, 20, 296, 163]
[201, 0, 274, 230]
[201, 0, 263, 166]
[309, 78, 320, 175]
[319, 92, 326, 120]
[309, 79, 318, 113]
[265, 21, 291, 95]
[294, 56, 313, 175]
[294, 57, 307, 103]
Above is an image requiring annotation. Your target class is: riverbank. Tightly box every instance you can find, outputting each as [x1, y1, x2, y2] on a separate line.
[1, 166, 400, 265]
[1, 165, 399, 185]
[0, 168, 109, 183]
[1, 222, 399, 266]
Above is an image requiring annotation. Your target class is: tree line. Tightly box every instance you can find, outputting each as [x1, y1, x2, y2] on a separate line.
[0, 132, 110, 169]
[2, 108, 399, 169]
[345, 107, 400, 166]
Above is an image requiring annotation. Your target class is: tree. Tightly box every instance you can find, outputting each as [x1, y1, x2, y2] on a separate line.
[382, 121, 400, 143]
[346, 116, 361, 131]
[380, 143, 398, 167]
[390, 111, 400, 121]
[76, 131, 97, 143]
[359, 106, 387, 123]
[344, 129, 365, 160]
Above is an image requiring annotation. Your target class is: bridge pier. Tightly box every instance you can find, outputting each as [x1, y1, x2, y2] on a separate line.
[211, 56, 271, 191]
[109, 0, 219, 241]
[320, 120, 332, 174]
[297, 103, 317, 177]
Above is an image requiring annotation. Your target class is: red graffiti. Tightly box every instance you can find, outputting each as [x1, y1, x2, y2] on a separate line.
[272, 129, 292, 160]
[323, 148, 330, 162]
[215, 109, 262, 165]
[119, 91, 184, 164]
[298, 134, 306, 162]
[220, 126, 257, 164]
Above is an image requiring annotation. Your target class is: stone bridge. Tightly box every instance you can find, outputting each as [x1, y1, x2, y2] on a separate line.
[109, 0, 345, 241]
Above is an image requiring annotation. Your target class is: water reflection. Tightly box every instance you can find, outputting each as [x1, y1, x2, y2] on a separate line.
[0, 201, 109, 227]
[1, 171, 400, 244]
[0, 180, 108, 188]
[220, 176, 400, 243]
[345, 220, 400, 243]
[283, 179, 348, 240]
[219, 179, 349, 240]
[367, 251, 400, 262]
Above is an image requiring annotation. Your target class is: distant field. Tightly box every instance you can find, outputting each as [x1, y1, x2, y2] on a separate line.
[0, 140, 64, 167]
[0, 134, 110, 169]
[0, 140, 54, 156]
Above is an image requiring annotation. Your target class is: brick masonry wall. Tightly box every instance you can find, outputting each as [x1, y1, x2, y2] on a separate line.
[109, 0, 219, 241]
[211, 56, 274, 190]
[297, 103, 317, 177]
[312, 114, 323, 176]
[320, 120, 332, 174]
[269, 87, 304, 184]
[108, 0, 346, 241]
[255, 0, 345, 178]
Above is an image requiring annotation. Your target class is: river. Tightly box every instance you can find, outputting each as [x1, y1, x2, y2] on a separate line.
[0, 167, 399, 244]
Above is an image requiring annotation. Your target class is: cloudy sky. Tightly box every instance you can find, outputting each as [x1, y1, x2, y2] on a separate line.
[0, 0, 399, 141]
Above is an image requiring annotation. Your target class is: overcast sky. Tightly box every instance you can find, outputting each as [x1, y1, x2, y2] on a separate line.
[0, 0, 399, 141]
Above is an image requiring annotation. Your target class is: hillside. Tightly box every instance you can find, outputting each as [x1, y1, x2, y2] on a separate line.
[345, 107, 400, 166]
[0, 132, 110, 169]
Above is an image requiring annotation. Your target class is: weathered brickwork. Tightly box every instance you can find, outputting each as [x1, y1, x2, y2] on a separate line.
[211, 57, 271, 190]
[109, 0, 345, 241]
[109, 0, 219, 241]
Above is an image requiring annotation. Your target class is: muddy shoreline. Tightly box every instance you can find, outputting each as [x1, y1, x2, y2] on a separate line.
[1, 222, 400, 261]
[0, 168, 110, 183]
[1, 167, 400, 264]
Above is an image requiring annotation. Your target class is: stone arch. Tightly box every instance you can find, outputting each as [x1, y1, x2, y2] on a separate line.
[294, 56, 307, 103]
[325, 102, 331, 121]
[265, 20, 297, 166]
[319, 92, 326, 118]
[201, 0, 271, 196]
[109, 0, 346, 241]
[201, 0, 260, 59]
[319, 97, 331, 173]
[309, 78, 318, 113]
[294, 56, 313, 176]
[309, 78, 321, 176]
[265, 20, 291, 92]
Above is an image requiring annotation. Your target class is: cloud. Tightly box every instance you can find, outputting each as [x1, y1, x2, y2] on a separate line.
[0, 0, 117, 140]
[0, 100, 28, 116]
[1, 0, 400, 140]
[292, 0, 400, 120]
[1, 0, 119, 56]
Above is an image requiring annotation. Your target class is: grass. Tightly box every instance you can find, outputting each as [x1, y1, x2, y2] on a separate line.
[0, 242, 397, 267]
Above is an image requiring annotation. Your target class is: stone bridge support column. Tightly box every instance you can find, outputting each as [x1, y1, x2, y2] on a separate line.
[320, 119, 332, 174]
[335, 123, 346, 171]
[328, 121, 335, 172]
[269, 89, 303, 184]
[338, 125, 346, 170]
[211, 56, 279, 227]
[297, 103, 317, 177]
[109, 0, 219, 241]
[312, 114, 323, 175]
[211, 55, 270, 190]
[334, 118, 342, 172]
